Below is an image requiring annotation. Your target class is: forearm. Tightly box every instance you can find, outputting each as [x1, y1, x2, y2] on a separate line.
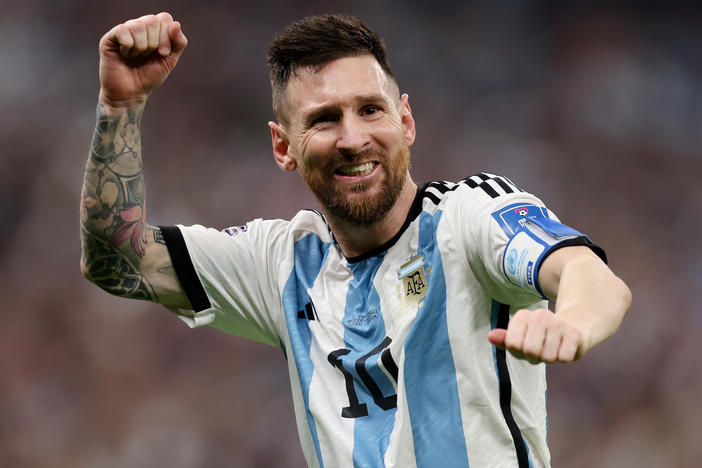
[552, 253, 631, 355]
[80, 101, 157, 300]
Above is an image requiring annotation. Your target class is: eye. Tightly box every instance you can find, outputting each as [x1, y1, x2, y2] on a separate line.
[311, 113, 339, 126]
[362, 105, 381, 116]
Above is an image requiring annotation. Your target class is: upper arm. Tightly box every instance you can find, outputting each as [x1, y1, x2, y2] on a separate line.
[81, 224, 192, 310]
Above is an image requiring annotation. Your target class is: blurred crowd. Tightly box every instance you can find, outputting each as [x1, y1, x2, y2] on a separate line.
[1, 1, 700, 467]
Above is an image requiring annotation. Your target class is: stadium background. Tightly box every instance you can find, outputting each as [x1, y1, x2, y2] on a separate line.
[1, 1, 701, 466]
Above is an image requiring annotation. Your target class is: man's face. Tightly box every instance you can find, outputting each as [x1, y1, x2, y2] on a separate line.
[271, 55, 416, 225]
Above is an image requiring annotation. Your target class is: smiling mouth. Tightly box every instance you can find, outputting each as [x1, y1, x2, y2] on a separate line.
[335, 162, 377, 177]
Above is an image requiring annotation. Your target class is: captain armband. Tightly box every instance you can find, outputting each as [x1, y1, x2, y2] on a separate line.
[491, 203, 594, 299]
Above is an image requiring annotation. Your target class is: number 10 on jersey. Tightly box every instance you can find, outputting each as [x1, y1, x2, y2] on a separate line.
[327, 336, 399, 418]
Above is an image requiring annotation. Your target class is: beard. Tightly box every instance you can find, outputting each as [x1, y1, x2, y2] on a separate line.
[299, 145, 411, 225]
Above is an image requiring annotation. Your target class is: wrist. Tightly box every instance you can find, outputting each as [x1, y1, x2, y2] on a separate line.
[98, 90, 147, 114]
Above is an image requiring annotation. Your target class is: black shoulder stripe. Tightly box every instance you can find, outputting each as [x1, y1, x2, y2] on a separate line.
[463, 176, 479, 189]
[159, 226, 212, 312]
[422, 181, 466, 207]
[492, 176, 515, 194]
[478, 180, 501, 198]
[423, 190, 443, 205]
[460, 173, 521, 199]
[427, 181, 451, 194]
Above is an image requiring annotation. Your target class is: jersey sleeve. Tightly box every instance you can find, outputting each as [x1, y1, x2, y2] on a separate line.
[159, 219, 288, 347]
[447, 174, 606, 305]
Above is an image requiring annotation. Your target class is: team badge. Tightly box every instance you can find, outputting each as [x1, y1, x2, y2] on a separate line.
[397, 255, 430, 308]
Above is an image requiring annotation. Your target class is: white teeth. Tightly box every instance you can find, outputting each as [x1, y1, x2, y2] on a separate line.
[337, 162, 375, 176]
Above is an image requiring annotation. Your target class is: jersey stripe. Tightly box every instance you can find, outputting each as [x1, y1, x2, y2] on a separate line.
[491, 300, 531, 468]
[342, 257, 398, 465]
[404, 210, 470, 467]
[283, 233, 333, 467]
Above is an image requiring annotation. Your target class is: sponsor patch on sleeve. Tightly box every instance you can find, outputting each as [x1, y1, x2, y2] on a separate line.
[503, 231, 545, 296]
[492, 203, 551, 237]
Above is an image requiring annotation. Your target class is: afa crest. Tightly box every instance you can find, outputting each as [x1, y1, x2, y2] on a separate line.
[397, 255, 430, 308]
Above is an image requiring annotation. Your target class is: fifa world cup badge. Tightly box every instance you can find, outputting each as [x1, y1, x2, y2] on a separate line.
[397, 255, 430, 308]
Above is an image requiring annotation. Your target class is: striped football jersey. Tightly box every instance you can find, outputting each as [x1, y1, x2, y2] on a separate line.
[160, 173, 605, 468]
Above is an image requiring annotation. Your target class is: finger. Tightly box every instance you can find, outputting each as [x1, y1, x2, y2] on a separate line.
[521, 309, 554, 360]
[487, 329, 507, 348]
[504, 310, 528, 352]
[540, 326, 563, 363]
[124, 19, 148, 57]
[145, 16, 161, 55]
[521, 319, 547, 361]
[557, 328, 582, 362]
[168, 21, 188, 55]
[156, 12, 174, 55]
[107, 24, 134, 57]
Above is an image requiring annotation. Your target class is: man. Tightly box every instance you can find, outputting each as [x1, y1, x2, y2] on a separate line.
[80, 12, 631, 467]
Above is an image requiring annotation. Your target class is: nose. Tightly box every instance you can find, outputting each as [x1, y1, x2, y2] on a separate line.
[336, 115, 370, 156]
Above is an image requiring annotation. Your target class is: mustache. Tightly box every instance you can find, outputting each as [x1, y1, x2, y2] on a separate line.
[335, 147, 383, 163]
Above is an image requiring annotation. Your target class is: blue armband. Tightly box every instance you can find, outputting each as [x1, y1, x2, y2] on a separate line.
[492, 203, 588, 299]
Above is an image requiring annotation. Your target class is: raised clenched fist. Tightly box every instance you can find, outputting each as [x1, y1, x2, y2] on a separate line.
[98, 12, 188, 108]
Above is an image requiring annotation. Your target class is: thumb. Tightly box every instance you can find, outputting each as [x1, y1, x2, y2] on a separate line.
[487, 328, 507, 348]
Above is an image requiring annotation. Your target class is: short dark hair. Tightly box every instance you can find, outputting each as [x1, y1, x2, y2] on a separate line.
[267, 14, 396, 124]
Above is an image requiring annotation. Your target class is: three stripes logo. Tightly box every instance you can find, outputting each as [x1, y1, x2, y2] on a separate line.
[463, 173, 521, 199]
[297, 301, 319, 321]
[423, 173, 522, 206]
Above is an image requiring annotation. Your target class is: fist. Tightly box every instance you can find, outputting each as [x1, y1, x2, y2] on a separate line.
[487, 308, 586, 364]
[98, 12, 188, 107]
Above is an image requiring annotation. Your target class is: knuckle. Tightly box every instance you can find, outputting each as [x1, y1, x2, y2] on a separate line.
[504, 334, 519, 349]
[523, 343, 541, 357]
[565, 327, 582, 343]
[513, 309, 530, 320]
[542, 354, 556, 364]
[532, 308, 551, 324]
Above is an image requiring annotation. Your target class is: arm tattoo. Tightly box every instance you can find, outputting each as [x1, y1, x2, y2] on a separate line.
[81, 103, 155, 300]
[81, 227, 157, 300]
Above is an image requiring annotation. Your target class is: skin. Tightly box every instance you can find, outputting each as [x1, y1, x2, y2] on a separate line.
[490, 246, 631, 363]
[80, 13, 191, 309]
[268, 55, 417, 257]
[81, 13, 631, 364]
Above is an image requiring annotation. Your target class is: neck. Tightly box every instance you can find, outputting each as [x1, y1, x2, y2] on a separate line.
[324, 174, 417, 259]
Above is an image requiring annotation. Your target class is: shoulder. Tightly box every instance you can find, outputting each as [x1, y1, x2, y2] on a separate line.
[287, 209, 334, 244]
[175, 209, 331, 252]
[421, 173, 527, 211]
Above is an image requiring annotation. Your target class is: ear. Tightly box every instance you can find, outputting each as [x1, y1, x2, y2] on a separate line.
[269, 121, 297, 171]
[399, 93, 416, 146]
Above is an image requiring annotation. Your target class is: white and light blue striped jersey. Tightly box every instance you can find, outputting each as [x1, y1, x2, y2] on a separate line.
[160, 173, 606, 468]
